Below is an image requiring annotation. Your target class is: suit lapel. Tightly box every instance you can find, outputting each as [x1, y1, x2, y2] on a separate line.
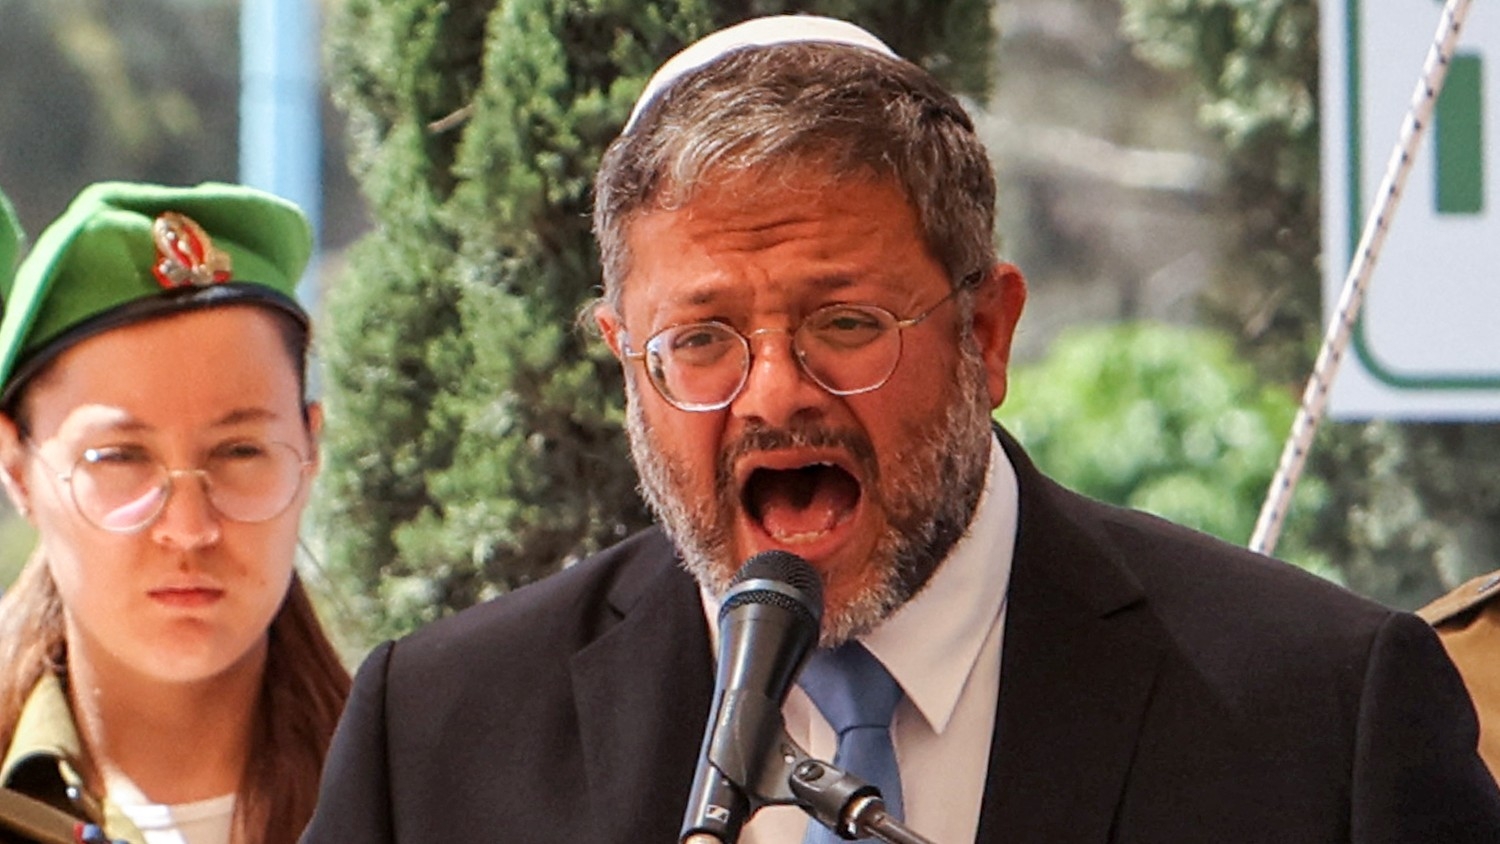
[571, 541, 715, 841]
[977, 430, 1166, 842]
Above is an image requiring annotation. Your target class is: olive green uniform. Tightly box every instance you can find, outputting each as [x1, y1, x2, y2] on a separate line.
[0, 676, 144, 844]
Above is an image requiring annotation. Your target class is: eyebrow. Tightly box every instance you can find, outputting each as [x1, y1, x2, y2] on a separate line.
[83, 418, 151, 436]
[212, 407, 285, 428]
[80, 407, 284, 436]
[671, 274, 863, 308]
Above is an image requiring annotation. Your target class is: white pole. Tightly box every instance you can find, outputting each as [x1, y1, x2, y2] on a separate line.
[239, 0, 323, 307]
[1248, 0, 1476, 556]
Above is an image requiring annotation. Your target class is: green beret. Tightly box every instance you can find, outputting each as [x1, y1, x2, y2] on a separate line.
[0, 181, 312, 407]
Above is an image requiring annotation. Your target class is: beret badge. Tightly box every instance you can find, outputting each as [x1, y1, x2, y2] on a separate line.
[152, 211, 232, 289]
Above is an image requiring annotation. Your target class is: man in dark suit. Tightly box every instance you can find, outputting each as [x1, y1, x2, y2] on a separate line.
[302, 15, 1500, 842]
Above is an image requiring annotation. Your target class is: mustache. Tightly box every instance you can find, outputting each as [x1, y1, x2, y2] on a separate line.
[718, 422, 880, 482]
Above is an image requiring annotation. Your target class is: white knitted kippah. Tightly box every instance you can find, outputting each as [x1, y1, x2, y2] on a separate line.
[623, 15, 897, 134]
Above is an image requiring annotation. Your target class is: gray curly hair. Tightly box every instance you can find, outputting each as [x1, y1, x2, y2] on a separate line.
[592, 42, 998, 310]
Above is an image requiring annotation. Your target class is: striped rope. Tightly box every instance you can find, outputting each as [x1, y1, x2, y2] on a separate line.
[1249, 0, 1476, 555]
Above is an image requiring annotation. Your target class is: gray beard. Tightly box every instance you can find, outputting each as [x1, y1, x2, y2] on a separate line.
[625, 337, 994, 646]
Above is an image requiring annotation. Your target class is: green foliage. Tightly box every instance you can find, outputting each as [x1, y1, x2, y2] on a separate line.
[1118, 0, 1500, 608]
[999, 323, 1328, 575]
[1120, 0, 1320, 385]
[320, 0, 997, 644]
[1306, 420, 1500, 609]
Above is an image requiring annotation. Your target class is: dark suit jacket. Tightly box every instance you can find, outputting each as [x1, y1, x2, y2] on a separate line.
[303, 431, 1500, 842]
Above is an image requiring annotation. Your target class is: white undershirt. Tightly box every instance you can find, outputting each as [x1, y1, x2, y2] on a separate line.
[105, 773, 235, 844]
[704, 434, 1018, 844]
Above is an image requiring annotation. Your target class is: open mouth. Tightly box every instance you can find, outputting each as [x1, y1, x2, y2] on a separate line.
[742, 462, 862, 545]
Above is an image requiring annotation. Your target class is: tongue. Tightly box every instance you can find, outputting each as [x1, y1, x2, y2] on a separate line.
[754, 466, 860, 539]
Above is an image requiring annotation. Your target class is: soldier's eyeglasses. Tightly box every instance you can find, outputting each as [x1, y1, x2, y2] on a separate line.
[28, 439, 312, 533]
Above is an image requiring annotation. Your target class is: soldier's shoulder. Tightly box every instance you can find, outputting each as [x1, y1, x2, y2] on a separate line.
[1419, 569, 1500, 627]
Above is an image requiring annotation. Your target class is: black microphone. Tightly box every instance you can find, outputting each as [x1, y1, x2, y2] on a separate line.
[679, 550, 824, 844]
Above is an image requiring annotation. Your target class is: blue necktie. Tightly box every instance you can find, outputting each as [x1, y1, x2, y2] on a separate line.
[798, 641, 904, 843]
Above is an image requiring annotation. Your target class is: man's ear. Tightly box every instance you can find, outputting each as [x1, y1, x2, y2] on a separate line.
[0, 414, 32, 517]
[968, 262, 1028, 410]
[593, 302, 627, 360]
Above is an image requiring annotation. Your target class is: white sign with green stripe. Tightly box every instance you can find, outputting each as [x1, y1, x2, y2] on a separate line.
[1323, 0, 1496, 418]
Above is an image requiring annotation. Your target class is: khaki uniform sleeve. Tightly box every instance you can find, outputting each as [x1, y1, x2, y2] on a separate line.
[1421, 570, 1500, 784]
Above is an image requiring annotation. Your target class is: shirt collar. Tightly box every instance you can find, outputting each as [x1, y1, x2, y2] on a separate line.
[862, 433, 1016, 734]
[1, 672, 82, 785]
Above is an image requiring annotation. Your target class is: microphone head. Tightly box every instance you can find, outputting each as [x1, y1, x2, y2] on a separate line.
[721, 550, 824, 629]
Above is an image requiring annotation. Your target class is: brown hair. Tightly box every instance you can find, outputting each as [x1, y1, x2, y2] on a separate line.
[0, 306, 349, 844]
[238, 575, 352, 844]
[0, 551, 65, 754]
[592, 42, 999, 308]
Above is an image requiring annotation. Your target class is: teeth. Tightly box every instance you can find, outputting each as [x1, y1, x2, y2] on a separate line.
[766, 526, 833, 544]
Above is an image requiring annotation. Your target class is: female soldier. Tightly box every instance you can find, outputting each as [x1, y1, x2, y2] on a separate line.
[0, 182, 350, 844]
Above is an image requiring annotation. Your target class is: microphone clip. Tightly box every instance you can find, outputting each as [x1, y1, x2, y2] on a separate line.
[787, 757, 882, 838]
[706, 721, 901, 842]
[781, 741, 935, 844]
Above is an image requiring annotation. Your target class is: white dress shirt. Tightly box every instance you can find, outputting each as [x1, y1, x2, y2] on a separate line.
[703, 434, 1018, 843]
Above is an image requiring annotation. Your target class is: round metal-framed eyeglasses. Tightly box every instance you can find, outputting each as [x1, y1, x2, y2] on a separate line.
[619, 286, 963, 412]
[29, 439, 313, 534]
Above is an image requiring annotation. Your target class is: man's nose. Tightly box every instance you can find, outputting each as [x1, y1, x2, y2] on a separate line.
[729, 329, 829, 428]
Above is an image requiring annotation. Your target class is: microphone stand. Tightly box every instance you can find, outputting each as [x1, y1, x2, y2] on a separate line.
[682, 726, 936, 844]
